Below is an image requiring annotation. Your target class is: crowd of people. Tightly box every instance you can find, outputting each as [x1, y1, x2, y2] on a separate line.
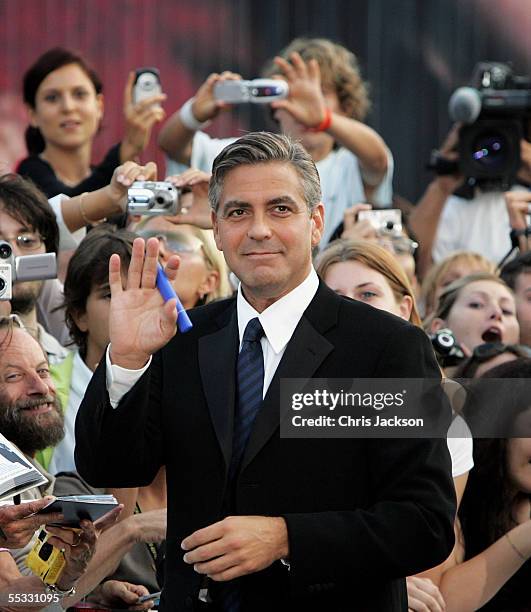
[0, 37, 530, 611]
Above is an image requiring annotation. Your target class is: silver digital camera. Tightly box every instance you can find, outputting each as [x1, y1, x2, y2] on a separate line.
[213, 79, 289, 104]
[127, 181, 180, 216]
[357, 209, 403, 237]
[0, 241, 57, 301]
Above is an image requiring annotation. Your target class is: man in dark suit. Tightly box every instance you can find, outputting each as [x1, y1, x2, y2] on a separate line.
[75, 131, 456, 611]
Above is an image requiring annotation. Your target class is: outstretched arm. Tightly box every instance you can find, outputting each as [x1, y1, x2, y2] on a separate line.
[270, 52, 388, 189]
[158, 71, 240, 164]
[440, 520, 531, 612]
[59, 162, 157, 233]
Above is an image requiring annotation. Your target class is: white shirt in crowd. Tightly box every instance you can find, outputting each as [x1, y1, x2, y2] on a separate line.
[166, 131, 394, 247]
[432, 185, 529, 266]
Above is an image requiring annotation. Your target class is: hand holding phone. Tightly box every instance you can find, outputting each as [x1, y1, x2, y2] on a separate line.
[122, 69, 166, 158]
[133, 68, 163, 106]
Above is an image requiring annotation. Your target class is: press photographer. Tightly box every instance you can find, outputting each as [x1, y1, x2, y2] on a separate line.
[410, 62, 531, 276]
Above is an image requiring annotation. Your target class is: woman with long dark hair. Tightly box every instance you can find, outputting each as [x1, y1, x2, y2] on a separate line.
[440, 358, 531, 611]
[17, 47, 164, 198]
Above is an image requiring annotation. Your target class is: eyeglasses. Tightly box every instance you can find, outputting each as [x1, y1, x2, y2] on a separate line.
[390, 235, 418, 256]
[375, 235, 418, 256]
[136, 230, 204, 254]
[0, 233, 45, 252]
[472, 342, 531, 362]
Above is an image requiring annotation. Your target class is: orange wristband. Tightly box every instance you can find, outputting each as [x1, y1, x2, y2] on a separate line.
[308, 108, 332, 132]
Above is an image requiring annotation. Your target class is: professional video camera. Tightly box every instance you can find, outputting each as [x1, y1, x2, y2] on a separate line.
[430, 62, 531, 189]
[0, 241, 56, 300]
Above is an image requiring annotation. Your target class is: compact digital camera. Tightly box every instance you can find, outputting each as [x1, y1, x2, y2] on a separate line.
[213, 79, 289, 104]
[357, 209, 403, 237]
[429, 328, 465, 368]
[127, 181, 181, 216]
[0, 241, 57, 301]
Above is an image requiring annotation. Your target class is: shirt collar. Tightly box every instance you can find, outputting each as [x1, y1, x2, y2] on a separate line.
[236, 268, 319, 354]
[37, 324, 68, 360]
[72, 350, 95, 395]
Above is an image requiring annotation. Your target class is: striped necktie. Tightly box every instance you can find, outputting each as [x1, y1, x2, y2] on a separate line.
[231, 317, 265, 476]
[219, 317, 265, 612]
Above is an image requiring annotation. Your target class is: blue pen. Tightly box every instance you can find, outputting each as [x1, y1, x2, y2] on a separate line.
[156, 264, 193, 333]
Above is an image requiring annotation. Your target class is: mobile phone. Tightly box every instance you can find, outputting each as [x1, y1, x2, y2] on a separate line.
[213, 79, 288, 104]
[133, 68, 162, 105]
[137, 591, 162, 603]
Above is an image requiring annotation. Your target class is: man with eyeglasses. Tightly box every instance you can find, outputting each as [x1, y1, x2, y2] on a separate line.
[0, 174, 67, 364]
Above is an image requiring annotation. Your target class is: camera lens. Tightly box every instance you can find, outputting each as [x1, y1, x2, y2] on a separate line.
[0, 242, 12, 259]
[438, 332, 454, 349]
[0, 278, 5, 292]
[155, 191, 175, 210]
[471, 132, 508, 170]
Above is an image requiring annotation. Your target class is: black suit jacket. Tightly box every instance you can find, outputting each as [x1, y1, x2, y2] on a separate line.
[75, 282, 456, 612]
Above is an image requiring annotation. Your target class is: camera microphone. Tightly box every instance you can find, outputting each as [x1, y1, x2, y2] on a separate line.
[448, 87, 482, 124]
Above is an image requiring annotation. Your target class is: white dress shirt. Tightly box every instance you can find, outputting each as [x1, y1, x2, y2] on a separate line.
[106, 268, 320, 407]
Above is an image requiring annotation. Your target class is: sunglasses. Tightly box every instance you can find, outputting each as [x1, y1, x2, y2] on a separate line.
[472, 342, 531, 362]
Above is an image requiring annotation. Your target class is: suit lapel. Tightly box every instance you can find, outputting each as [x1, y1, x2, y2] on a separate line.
[198, 308, 238, 474]
[240, 282, 338, 472]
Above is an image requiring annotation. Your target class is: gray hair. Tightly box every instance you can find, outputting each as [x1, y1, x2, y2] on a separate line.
[208, 131, 322, 213]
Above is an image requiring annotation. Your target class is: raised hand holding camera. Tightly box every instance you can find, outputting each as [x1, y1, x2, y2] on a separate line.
[127, 180, 181, 216]
[269, 51, 328, 128]
[164, 169, 213, 229]
[121, 70, 166, 161]
[186, 71, 242, 125]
